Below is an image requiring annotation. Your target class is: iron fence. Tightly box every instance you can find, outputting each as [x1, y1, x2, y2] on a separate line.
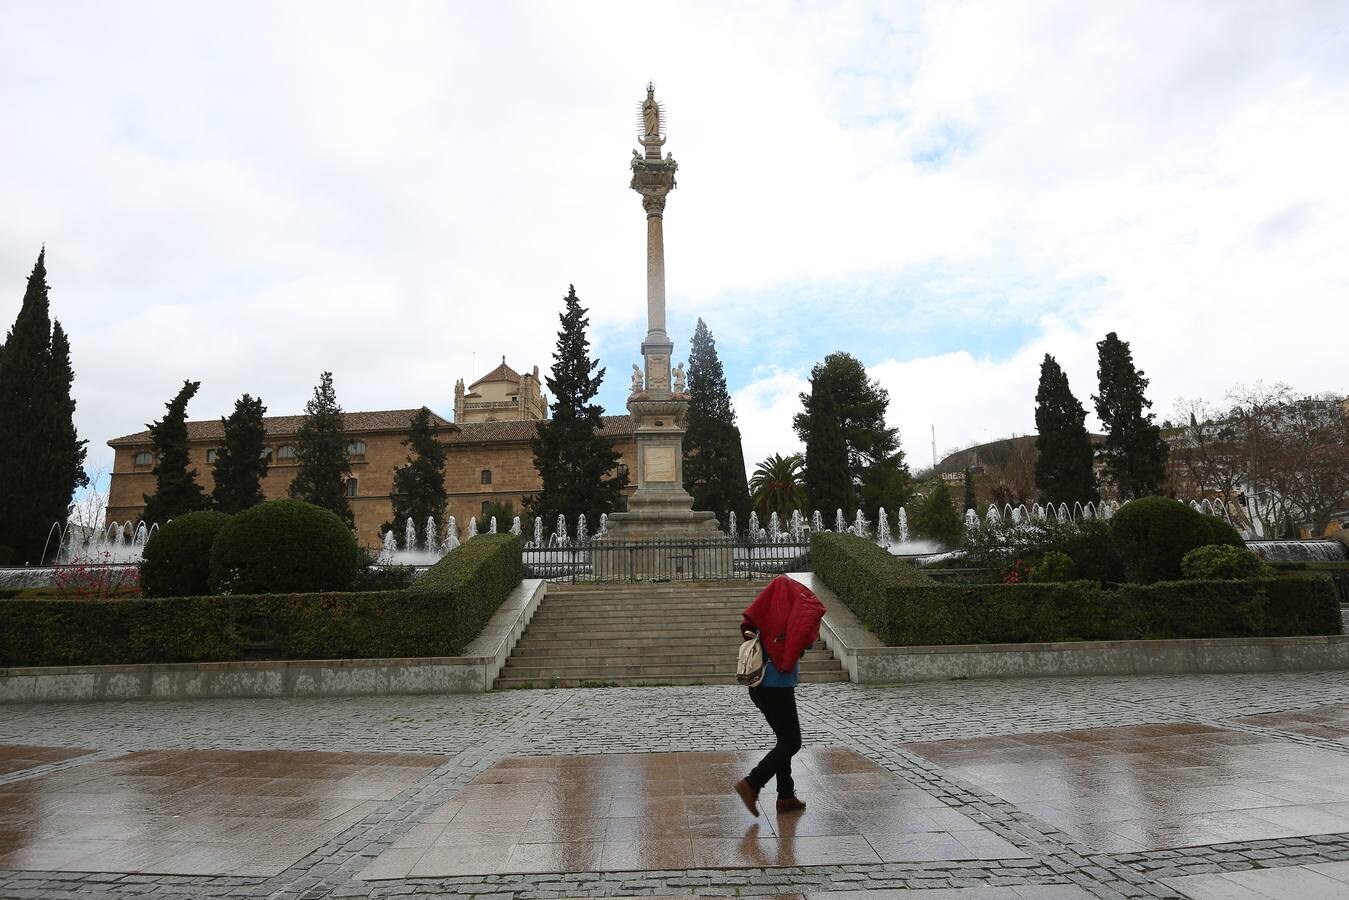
[521, 537, 811, 583]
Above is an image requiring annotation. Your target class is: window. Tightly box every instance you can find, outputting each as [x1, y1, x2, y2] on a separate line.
[260, 447, 273, 460]
[482, 500, 491, 515]
[480, 469, 492, 485]
[134, 451, 152, 466]
[345, 478, 358, 498]
[347, 441, 367, 456]
[278, 445, 296, 459]
[206, 449, 219, 464]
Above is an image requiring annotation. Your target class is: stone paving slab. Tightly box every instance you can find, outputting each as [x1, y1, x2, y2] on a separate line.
[5, 673, 1349, 897]
[0, 744, 93, 776]
[1164, 858, 1349, 897]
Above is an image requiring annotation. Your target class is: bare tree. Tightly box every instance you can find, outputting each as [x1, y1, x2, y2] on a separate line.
[1231, 384, 1349, 536]
[981, 437, 1038, 507]
[1167, 397, 1247, 503]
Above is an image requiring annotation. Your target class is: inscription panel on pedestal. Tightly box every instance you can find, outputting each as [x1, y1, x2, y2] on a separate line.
[643, 446, 678, 482]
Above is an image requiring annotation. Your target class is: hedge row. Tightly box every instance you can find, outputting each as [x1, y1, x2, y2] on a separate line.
[813, 532, 1341, 646]
[0, 534, 524, 667]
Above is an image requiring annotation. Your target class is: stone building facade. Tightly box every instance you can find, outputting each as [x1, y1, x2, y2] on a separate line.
[453, 358, 547, 424]
[106, 405, 635, 549]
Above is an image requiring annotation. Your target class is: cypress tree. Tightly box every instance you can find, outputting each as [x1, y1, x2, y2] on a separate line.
[0, 249, 89, 561]
[794, 351, 910, 516]
[211, 394, 269, 514]
[963, 466, 977, 514]
[1034, 354, 1099, 505]
[288, 372, 353, 526]
[386, 407, 449, 547]
[525, 285, 627, 528]
[142, 380, 210, 524]
[803, 378, 854, 516]
[1093, 333, 1169, 499]
[682, 318, 751, 531]
[913, 480, 964, 545]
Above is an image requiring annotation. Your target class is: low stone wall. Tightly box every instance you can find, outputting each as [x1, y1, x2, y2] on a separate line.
[790, 572, 1349, 684]
[0, 579, 545, 704]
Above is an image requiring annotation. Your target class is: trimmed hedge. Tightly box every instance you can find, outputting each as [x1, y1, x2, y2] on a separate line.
[140, 510, 231, 598]
[1, 534, 525, 668]
[813, 532, 1340, 646]
[209, 499, 363, 595]
[1181, 544, 1269, 580]
[1111, 496, 1244, 583]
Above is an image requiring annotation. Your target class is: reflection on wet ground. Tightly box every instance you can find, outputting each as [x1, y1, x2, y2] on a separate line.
[0, 744, 92, 777]
[905, 722, 1349, 852]
[0, 748, 447, 875]
[359, 748, 1026, 879]
[1236, 703, 1349, 743]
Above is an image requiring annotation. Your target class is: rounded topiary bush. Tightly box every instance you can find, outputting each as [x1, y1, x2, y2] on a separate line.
[140, 510, 232, 597]
[1111, 496, 1245, 584]
[208, 499, 362, 595]
[1030, 550, 1077, 583]
[1181, 544, 1269, 580]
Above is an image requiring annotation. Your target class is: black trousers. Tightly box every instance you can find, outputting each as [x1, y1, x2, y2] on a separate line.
[746, 685, 801, 796]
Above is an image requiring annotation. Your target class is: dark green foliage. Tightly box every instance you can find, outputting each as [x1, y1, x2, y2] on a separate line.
[813, 532, 1339, 645]
[1030, 550, 1076, 583]
[1093, 332, 1168, 498]
[139, 510, 231, 598]
[1111, 496, 1244, 583]
[1181, 544, 1270, 580]
[0, 250, 89, 562]
[749, 453, 806, 522]
[794, 351, 910, 515]
[803, 379, 854, 515]
[386, 407, 449, 547]
[142, 380, 210, 525]
[1, 534, 523, 666]
[288, 372, 353, 526]
[353, 565, 418, 591]
[211, 394, 269, 513]
[912, 481, 964, 546]
[963, 467, 977, 515]
[526, 286, 627, 525]
[478, 500, 517, 532]
[682, 319, 751, 530]
[209, 499, 362, 595]
[1034, 354, 1098, 505]
[961, 519, 1125, 585]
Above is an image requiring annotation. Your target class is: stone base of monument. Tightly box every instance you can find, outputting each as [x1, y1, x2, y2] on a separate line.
[595, 497, 728, 578]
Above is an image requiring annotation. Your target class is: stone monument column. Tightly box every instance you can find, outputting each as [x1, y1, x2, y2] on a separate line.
[602, 83, 721, 548]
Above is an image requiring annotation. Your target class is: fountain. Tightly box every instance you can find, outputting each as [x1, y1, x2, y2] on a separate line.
[748, 512, 761, 543]
[790, 510, 804, 542]
[555, 514, 569, 545]
[1248, 540, 1348, 562]
[727, 511, 737, 537]
[811, 510, 825, 533]
[489, 516, 498, 535]
[446, 517, 460, 551]
[852, 509, 869, 538]
[533, 517, 543, 547]
[876, 508, 892, 547]
[511, 516, 522, 537]
[897, 507, 910, 543]
[964, 508, 978, 529]
[598, 513, 608, 538]
[577, 514, 588, 544]
[768, 512, 781, 543]
[835, 509, 846, 533]
[467, 517, 478, 540]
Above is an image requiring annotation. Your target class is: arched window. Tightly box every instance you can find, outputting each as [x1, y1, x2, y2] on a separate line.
[347, 441, 367, 456]
[134, 451, 152, 466]
[345, 478, 358, 498]
[277, 445, 296, 459]
[480, 469, 492, 485]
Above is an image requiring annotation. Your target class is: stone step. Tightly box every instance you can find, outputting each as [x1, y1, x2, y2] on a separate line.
[508, 637, 761, 653]
[495, 671, 851, 689]
[498, 659, 843, 680]
[527, 611, 752, 626]
[515, 626, 748, 641]
[503, 650, 840, 668]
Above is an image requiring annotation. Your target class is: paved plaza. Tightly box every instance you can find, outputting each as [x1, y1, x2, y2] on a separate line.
[5, 673, 1349, 898]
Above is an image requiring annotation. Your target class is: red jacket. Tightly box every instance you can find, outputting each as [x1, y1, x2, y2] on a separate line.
[740, 575, 826, 674]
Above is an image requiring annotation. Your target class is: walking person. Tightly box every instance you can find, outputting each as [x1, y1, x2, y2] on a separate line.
[734, 575, 826, 817]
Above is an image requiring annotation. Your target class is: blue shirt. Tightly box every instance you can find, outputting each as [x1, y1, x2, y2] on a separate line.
[759, 641, 800, 688]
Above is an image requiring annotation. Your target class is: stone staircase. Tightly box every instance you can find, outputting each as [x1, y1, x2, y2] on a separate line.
[494, 582, 849, 689]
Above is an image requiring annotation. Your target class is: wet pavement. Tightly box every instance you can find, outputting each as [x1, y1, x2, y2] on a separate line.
[6, 672, 1349, 897]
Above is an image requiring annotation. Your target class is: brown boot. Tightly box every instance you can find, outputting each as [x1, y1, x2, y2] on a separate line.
[776, 795, 807, 814]
[734, 778, 760, 817]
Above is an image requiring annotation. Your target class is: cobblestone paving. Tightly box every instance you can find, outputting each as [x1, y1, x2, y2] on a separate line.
[3, 672, 1349, 898]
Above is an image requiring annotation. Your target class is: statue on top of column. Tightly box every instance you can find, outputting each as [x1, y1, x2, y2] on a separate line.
[641, 82, 662, 139]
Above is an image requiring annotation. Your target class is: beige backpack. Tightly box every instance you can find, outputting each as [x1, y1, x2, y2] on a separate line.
[736, 632, 766, 687]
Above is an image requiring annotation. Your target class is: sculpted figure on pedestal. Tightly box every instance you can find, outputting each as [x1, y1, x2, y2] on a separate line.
[631, 364, 645, 393]
[673, 362, 686, 394]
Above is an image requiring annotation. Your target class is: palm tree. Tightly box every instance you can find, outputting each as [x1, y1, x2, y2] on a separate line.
[749, 453, 807, 519]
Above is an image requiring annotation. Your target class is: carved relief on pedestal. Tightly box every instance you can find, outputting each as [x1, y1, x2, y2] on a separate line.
[643, 446, 678, 483]
[645, 353, 670, 391]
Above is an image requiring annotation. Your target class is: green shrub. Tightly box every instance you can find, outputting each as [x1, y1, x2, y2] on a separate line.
[1030, 550, 1076, 583]
[0, 534, 526, 667]
[354, 564, 418, 591]
[139, 510, 231, 598]
[912, 482, 964, 546]
[208, 499, 363, 595]
[1110, 497, 1244, 583]
[1181, 544, 1270, 580]
[812, 532, 933, 637]
[960, 518, 1123, 584]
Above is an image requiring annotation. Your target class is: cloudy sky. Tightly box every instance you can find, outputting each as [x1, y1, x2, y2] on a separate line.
[3, 1, 1347, 499]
